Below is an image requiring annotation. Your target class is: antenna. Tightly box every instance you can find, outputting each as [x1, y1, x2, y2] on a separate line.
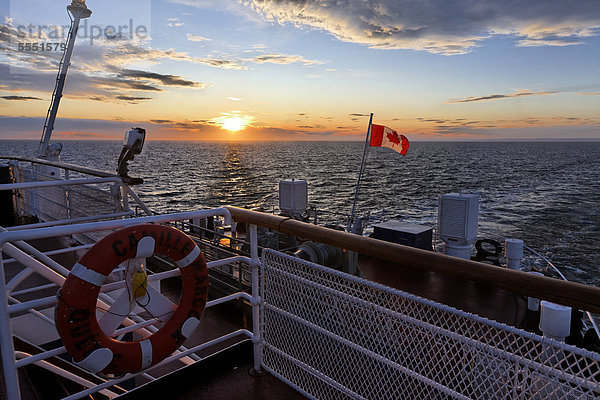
[38, 1, 92, 159]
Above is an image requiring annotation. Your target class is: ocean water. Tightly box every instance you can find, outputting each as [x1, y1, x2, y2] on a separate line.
[2, 140, 599, 286]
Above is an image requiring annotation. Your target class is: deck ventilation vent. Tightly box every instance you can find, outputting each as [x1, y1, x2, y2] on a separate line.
[438, 193, 479, 259]
[279, 179, 307, 217]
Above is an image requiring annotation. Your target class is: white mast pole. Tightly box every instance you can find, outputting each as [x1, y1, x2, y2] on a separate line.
[38, 1, 92, 158]
[347, 113, 373, 232]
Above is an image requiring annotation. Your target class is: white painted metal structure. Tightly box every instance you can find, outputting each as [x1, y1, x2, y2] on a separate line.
[505, 238, 525, 270]
[279, 179, 308, 217]
[0, 207, 261, 400]
[438, 193, 479, 259]
[260, 250, 600, 399]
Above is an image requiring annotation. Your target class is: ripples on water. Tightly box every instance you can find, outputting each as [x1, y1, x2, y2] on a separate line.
[2, 140, 599, 286]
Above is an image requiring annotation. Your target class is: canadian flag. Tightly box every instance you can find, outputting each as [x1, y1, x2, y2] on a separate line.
[369, 124, 409, 156]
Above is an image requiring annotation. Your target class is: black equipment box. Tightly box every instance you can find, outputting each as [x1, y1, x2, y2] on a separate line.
[372, 220, 433, 251]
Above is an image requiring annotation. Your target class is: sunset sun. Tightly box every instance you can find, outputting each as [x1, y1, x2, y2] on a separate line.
[214, 113, 253, 132]
[221, 116, 246, 131]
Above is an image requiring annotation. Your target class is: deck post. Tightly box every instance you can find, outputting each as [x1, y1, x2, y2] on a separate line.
[249, 224, 262, 372]
[347, 113, 373, 232]
[0, 247, 22, 400]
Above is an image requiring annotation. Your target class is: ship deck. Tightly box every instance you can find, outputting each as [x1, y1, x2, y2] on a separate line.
[117, 254, 531, 400]
[116, 341, 305, 400]
[359, 255, 528, 328]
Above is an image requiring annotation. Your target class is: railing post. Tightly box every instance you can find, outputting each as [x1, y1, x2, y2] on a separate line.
[64, 168, 71, 219]
[249, 224, 262, 372]
[30, 162, 39, 218]
[121, 184, 129, 213]
[0, 245, 22, 400]
[8, 161, 22, 219]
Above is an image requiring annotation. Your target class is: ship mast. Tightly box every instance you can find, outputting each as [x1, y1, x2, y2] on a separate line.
[38, 0, 92, 158]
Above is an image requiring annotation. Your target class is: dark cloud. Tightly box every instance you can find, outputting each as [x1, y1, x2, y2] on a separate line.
[448, 90, 557, 103]
[252, 126, 336, 136]
[247, 53, 322, 65]
[117, 68, 204, 87]
[56, 132, 114, 139]
[90, 76, 163, 92]
[0, 116, 135, 134]
[418, 118, 450, 123]
[247, 0, 600, 54]
[0, 22, 217, 101]
[170, 121, 214, 130]
[1, 95, 42, 101]
[115, 95, 153, 103]
[349, 113, 370, 117]
[0, 62, 205, 105]
[196, 58, 245, 69]
[415, 114, 600, 137]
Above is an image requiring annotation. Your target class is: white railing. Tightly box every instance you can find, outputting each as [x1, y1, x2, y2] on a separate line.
[3, 198, 600, 399]
[1, 158, 154, 229]
[3, 177, 132, 228]
[260, 250, 600, 400]
[524, 245, 600, 339]
[0, 208, 264, 400]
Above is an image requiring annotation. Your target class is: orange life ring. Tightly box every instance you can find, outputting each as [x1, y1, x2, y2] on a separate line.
[55, 224, 208, 375]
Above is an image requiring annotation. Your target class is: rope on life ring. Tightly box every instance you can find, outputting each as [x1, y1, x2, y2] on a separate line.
[55, 224, 208, 375]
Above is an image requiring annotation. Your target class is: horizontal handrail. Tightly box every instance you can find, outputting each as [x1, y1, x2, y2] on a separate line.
[525, 245, 600, 339]
[5, 211, 134, 231]
[14, 352, 119, 398]
[225, 206, 600, 314]
[0, 177, 122, 190]
[6, 256, 249, 316]
[0, 209, 232, 245]
[0, 155, 117, 178]
[60, 332, 253, 400]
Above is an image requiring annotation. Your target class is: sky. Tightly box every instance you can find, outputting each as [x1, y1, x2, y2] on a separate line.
[0, 0, 599, 141]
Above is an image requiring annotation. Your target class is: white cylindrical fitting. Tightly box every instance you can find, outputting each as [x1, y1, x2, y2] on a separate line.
[527, 272, 544, 311]
[444, 244, 472, 260]
[539, 301, 571, 341]
[505, 238, 524, 269]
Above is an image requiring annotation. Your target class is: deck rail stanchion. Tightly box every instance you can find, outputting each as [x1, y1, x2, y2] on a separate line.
[249, 224, 262, 372]
[0, 251, 22, 400]
[64, 168, 72, 219]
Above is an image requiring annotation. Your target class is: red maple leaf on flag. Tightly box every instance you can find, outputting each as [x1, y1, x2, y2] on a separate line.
[371, 124, 409, 155]
[386, 130, 400, 146]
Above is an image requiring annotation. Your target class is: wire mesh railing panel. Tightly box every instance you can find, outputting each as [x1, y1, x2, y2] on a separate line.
[66, 183, 120, 218]
[261, 250, 600, 400]
[13, 167, 121, 223]
[15, 169, 66, 221]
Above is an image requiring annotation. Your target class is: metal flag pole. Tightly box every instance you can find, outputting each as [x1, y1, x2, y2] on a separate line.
[347, 113, 373, 232]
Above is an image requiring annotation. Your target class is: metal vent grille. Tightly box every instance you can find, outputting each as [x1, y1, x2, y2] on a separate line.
[261, 250, 600, 400]
[439, 197, 467, 238]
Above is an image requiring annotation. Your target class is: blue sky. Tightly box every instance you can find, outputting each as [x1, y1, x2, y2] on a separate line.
[1, 0, 599, 140]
